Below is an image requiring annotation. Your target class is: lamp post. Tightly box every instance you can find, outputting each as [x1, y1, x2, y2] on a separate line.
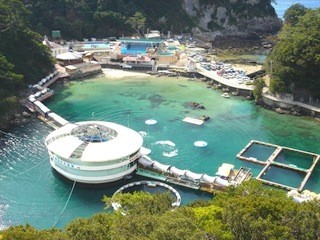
[270, 60, 274, 79]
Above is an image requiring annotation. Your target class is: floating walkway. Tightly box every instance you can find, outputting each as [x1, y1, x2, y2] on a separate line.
[136, 155, 252, 194]
[183, 117, 204, 125]
[237, 140, 320, 192]
[25, 71, 70, 129]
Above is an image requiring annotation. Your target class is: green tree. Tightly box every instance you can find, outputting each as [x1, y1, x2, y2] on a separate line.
[110, 211, 156, 240]
[283, 3, 308, 26]
[103, 191, 174, 215]
[0, 224, 67, 239]
[266, 8, 320, 99]
[126, 12, 146, 36]
[253, 78, 265, 101]
[151, 208, 206, 240]
[192, 204, 234, 239]
[213, 181, 295, 240]
[0, 0, 54, 82]
[0, 53, 23, 114]
[284, 201, 320, 240]
[0, 0, 54, 125]
[65, 213, 113, 240]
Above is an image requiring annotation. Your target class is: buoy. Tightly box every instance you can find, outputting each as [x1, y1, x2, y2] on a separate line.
[145, 119, 157, 125]
[194, 141, 207, 147]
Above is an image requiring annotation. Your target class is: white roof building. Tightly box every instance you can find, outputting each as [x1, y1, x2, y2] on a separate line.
[45, 121, 143, 184]
[56, 51, 83, 61]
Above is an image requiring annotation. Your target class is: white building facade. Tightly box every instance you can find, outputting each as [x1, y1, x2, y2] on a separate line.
[45, 121, 143, 184]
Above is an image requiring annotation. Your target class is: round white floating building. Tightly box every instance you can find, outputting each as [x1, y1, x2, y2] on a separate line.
[45, 121, 143, 184]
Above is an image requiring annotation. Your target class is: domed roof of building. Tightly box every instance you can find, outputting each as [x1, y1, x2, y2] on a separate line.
[45, 121, 143, 162]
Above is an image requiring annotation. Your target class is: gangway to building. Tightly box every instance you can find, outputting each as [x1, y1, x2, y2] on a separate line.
[136, 155, 252, 194]
[24, 71, 70, 129]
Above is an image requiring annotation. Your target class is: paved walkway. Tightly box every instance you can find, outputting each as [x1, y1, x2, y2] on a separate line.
[263, 94, 320, 113]
[197, 64, 320, 113]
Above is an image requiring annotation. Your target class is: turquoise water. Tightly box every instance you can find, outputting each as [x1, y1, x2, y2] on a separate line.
[0, 74, 320, 230]
[242, 143, 276, 162]
[261, 165, 306, 189]
[273, 0, 320, 18]
[274, 150, 314, 169]
[121, 44, 149, 55]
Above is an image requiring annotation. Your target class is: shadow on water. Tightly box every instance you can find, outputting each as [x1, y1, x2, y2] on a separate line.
[147, 93, 166, 108]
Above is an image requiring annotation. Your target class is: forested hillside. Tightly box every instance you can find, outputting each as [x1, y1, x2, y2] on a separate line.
[0, 0, 53, 125]
[266, 6, 320, 99]
[22, 0, 280, 40]
[23, 0, 195, 40]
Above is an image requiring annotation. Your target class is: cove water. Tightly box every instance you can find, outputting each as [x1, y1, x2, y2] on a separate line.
[273, 0, 320, 19]
[0, 74, 319, 230]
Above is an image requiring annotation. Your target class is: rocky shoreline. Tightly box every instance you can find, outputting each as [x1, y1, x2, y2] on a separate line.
[0, 89, 36, 133]
[257, 100, 301, 116]
[0, 106, 34, 133]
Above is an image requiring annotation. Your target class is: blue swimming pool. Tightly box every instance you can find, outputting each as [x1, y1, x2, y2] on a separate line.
[82, 42, 110, 49]
[121, 43, 151, 55]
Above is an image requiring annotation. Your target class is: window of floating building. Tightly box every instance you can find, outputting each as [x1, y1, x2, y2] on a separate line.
[52, 30, 61, 40]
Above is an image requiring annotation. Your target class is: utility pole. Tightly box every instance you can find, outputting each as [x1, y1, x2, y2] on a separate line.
[270, 60, 274, 79]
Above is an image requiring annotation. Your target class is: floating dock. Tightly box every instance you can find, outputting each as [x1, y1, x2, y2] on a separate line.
[136, 156, 252, 194]
[183, 117, 204, 125]
[237, 140, 320, 192]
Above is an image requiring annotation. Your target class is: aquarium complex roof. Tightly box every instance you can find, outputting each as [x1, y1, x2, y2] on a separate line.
[45, 121, 143, 162]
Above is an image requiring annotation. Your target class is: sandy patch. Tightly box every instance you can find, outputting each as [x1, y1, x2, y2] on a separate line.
[102, 68, 149, 78]
[232, 64, 263, 74]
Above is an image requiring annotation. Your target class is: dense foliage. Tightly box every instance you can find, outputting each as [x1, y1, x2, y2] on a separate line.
[0, 0, 53, 118]
[266, 7, 320, 99]
[283, 3, 308, 26]
[22, 0, 279, 40]
[22, 0, 195, 40]
[253, 78, 265, 101]
[1, 180, 320, 240]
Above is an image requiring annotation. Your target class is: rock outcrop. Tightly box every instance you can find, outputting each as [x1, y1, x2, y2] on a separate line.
[182, 0, 282, 40]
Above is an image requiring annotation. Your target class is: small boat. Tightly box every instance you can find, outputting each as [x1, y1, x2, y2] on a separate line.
[221, 93, 230, 98]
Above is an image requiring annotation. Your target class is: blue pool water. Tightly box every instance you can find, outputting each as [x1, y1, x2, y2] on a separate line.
[274, 149, 314, 169]
[261, 165, 306, 189]
[121, 43, 151, 55]
[242, 143, 276, 162]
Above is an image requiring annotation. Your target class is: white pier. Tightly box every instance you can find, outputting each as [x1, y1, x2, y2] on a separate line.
[183, 117, 204, 125]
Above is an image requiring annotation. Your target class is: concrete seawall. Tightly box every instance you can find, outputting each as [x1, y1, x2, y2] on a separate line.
[262, 94, 320, 118]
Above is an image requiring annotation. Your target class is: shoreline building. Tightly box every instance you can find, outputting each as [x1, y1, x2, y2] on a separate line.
[45, 121, 143, 184]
